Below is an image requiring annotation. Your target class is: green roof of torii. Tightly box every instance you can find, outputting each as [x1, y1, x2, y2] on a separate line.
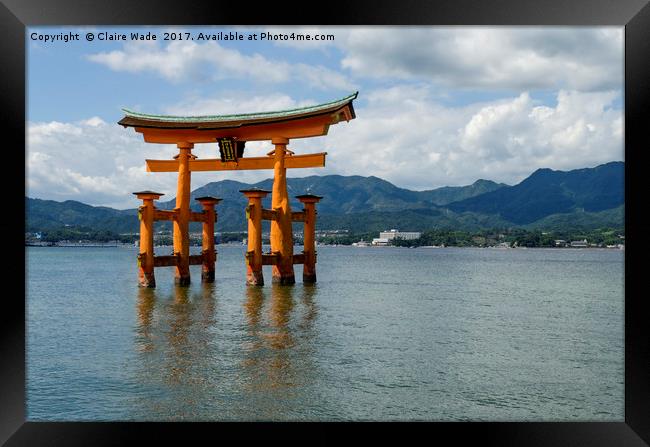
[118, 92, 358, 129]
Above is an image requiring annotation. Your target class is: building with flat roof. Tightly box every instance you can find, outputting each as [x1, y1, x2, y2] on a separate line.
[379, 229, 421, 241]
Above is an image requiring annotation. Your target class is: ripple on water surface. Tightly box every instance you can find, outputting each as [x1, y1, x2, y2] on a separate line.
[26, 246, 624, 421]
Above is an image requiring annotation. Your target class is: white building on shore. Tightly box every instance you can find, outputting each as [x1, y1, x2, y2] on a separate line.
[372, 229, 422, 245]
[379, 229, 422, 241]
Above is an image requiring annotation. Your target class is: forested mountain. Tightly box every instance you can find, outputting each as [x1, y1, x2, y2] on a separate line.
[26, 162, 624, 234]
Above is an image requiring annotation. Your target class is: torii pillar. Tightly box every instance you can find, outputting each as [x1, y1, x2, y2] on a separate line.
[195, 196, 222, 283]
[241, 188, 269, 286]
[297, 193, 322, 283]
[270, 137, 295, 285]
[134, 190, 164, 288]
[173, 142, 194, 286]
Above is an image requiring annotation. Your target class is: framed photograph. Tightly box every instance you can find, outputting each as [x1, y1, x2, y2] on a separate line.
[5, 0, 649, 444]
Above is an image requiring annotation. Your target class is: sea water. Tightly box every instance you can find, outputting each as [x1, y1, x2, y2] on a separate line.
[26, 245, 624, 421]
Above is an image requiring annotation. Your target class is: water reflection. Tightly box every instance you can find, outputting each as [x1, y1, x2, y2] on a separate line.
[133, 281, 320, 420]
[241, 285, 295, 390]
[138, 284, 218, 381]
[166, 286, 193, 384]
[27, 246, 625, 421]
[241, 284, 319, 398]
[134, 283, 218, 418]
[240, 283, 321, 420]
[267, 284, 296, 350]
[300, 284, 318, 330]
[136, 287, 155, 353]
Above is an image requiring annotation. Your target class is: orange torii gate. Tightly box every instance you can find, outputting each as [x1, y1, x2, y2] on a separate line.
[120, 92, 358, 287]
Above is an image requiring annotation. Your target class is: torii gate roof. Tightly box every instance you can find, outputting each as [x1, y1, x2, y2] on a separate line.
[118, 92, 358, 143]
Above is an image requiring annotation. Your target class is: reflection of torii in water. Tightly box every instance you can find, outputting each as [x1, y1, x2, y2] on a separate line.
[134, 284, 217, 414]
[134, 283, 318, 419]
[242, 283, 319, 402]
[122, 93, 358, 287]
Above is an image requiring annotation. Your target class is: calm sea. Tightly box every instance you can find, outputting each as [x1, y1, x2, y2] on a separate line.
[26, 245, 624, 421]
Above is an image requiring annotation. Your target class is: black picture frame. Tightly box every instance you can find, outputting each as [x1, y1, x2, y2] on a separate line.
[4, 0, 649, 444]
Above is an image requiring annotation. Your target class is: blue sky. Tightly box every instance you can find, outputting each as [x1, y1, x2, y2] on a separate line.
[27, 26, 624, 209]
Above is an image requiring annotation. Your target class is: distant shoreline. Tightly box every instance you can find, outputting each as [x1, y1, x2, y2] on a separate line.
[26, 243, 624, 250]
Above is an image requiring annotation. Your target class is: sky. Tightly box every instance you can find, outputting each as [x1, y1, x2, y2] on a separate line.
[26, 26, 624, 209]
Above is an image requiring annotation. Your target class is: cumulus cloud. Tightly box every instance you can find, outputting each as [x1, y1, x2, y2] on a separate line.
[30, 27, 623, 208]
[269, 27, 622, 91]
[26, 87, 623, 208]
[85, 27, 623, 93]
[298, 85, 623, 191]
[357, 28, 622, 90]
[26, 94, 329, 208]
[86, 40, 356, 91]
[27, 117, 179, 208]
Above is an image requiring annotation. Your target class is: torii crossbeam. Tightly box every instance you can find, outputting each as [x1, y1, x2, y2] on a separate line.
[120, 92, 358, 287]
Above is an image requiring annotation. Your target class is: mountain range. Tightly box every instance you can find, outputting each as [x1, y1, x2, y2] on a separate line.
[25, 161, 624, 234]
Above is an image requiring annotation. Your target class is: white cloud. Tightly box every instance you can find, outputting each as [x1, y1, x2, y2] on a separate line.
[27, 117, 180, 208]
[26, 93, 334, 208]
[293, 85, 623, 191]
[84, 27, 622, 95]
[344, 27, 622, 90]
[81, 116, 106, 127]
[27, 26, 625, 213]
[86, 40, 356, 91]
[26, 88, 623, 209]
[267, 27, 623, 91]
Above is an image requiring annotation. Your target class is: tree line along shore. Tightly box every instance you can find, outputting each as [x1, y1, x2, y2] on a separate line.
[26, 226, 624, 249]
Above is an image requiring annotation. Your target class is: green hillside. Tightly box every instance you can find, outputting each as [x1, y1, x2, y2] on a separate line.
[25, 162, 624, 237]
[448, 161, 624, 224]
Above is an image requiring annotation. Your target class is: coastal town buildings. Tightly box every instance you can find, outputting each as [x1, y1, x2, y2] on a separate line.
[372, 229, 422, 246]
